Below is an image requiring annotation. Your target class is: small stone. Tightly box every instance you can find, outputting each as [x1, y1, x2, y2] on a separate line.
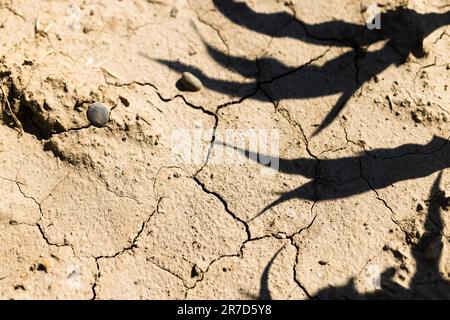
[87, 102, 110, 127]
[178, 72, 203, 92]
[318, 260, 327, 265]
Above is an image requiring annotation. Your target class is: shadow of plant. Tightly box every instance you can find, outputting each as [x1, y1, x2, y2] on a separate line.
[157, 1, 450, 135]
[155, 0, 450, 300]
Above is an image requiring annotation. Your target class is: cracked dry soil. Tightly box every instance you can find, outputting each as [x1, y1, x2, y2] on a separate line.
[0, 0, 449, 300]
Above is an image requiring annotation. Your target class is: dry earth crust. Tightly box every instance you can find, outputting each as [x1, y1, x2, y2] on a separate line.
[0, 0, 449, 299]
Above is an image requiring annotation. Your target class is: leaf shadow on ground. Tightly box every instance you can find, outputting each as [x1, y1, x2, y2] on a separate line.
[153, 0, 450, 299]
[218, 136, 449, 299]
[218, 135, 450, 218]
[259, 171, 449, 299]
[156, 0, 450, 135]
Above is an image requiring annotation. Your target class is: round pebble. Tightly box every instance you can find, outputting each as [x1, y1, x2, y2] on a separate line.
[87, 102, 110, 127]
[179, 72, 203, 92]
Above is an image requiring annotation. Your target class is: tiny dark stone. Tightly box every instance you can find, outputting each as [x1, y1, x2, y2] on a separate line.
[318, 260, 327, 265]
[87, 102, 110, 127]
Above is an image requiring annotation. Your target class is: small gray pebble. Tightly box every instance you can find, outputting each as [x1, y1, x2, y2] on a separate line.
[87, 102, 110, 127]
[179, 72, 203, 92]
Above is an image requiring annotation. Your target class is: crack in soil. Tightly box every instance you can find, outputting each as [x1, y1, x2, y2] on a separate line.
[91, 205, 158, 300]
